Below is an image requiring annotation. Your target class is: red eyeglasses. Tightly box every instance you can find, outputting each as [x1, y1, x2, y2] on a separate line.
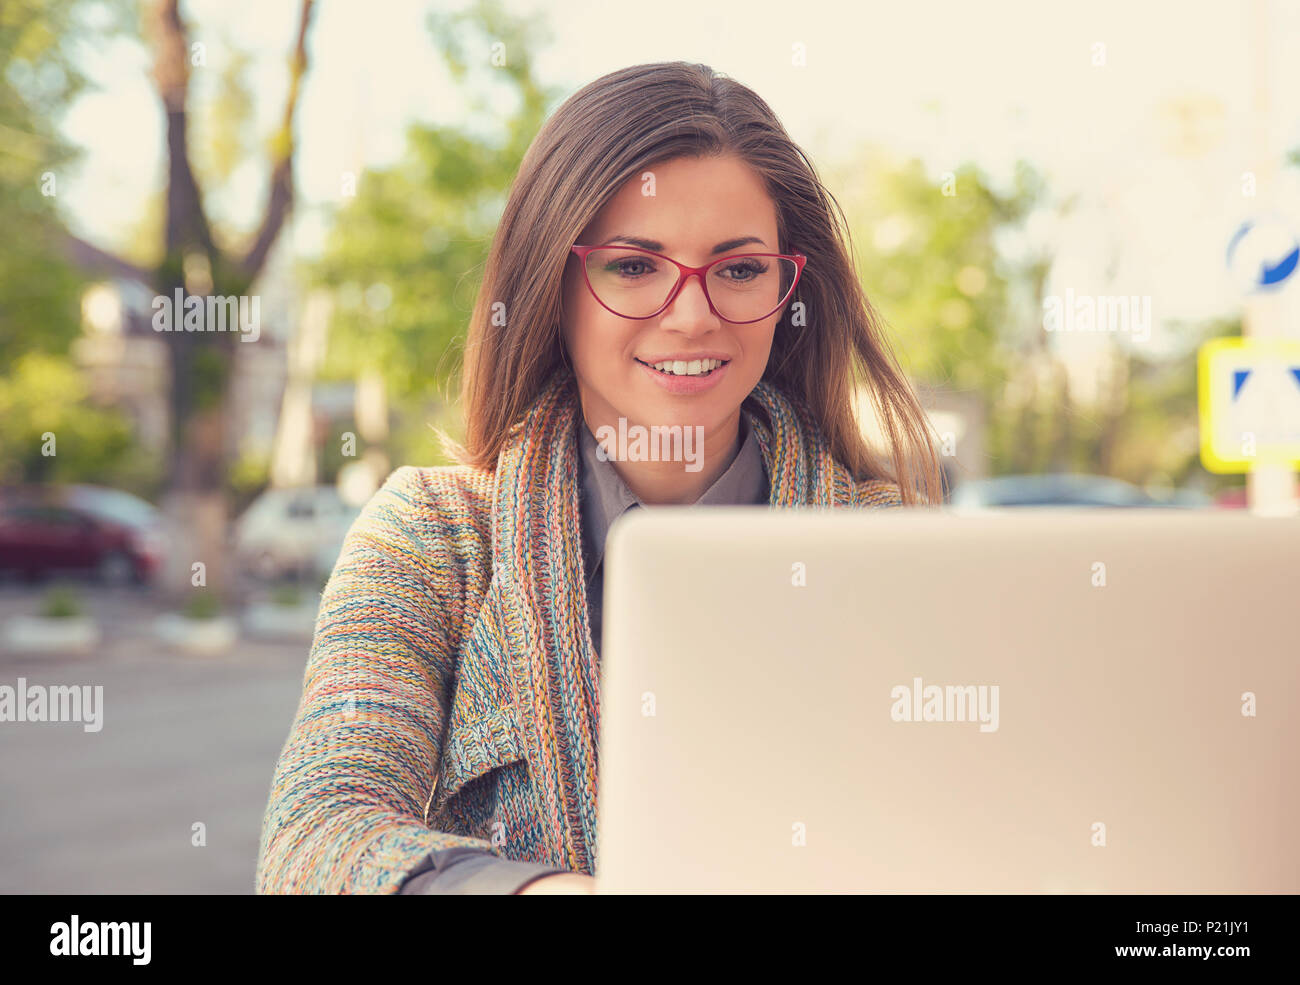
[570, 244, 807, 324]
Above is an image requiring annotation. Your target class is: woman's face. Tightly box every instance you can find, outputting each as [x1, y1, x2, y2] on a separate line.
[561, 153, 784, 442]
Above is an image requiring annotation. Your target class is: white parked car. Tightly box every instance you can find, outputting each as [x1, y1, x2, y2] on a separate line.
[234, 486, 361, 580]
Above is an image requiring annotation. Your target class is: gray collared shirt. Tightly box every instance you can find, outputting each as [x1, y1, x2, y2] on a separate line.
[577, 413, 770, 652]
[400, 413, 769, 895]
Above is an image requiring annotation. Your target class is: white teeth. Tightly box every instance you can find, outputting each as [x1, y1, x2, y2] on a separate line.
[647, 358, 724, 376]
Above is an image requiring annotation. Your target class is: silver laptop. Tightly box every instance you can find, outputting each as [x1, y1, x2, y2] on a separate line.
[595, 508, 1300, 893]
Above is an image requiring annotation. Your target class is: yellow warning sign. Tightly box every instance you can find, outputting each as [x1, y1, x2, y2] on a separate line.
[1198, 337, 1300, 473]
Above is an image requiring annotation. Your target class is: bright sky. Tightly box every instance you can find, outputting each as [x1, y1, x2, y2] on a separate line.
[57, 0, 1300, 370]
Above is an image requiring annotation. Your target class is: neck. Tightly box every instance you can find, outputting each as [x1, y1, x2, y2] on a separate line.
[582, 409, 744, 505]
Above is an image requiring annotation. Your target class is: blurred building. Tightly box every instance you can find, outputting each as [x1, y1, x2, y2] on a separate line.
[68, 246, 294, 477]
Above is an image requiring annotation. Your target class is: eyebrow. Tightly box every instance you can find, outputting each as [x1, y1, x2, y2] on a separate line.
[602, 234, 768, 255]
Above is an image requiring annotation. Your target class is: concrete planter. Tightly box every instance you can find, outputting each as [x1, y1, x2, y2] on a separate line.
[2, 616, 101, 656]
[242, 600, 320, 641]
[153, 614, 238, 656]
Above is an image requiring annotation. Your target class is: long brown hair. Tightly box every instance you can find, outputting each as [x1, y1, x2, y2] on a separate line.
[451, 61, 943, 504]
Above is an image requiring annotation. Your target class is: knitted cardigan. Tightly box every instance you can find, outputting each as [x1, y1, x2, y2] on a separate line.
[255, 369, 904, 893]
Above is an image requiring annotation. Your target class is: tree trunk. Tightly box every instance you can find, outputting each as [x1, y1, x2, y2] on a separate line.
[144, 0, 315, 607]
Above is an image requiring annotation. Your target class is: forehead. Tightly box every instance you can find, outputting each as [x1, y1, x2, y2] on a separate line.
[582, 154, 779, 250]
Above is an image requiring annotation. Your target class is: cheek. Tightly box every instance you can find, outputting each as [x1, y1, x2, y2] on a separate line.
[563, 286, 635, 372]
[565, 298, 606, 358]
[561, 272, 597, 357]
[740, 320, 778, 375]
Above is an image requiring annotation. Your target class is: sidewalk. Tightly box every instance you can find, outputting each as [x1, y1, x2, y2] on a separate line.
[0, 585, 310, 893]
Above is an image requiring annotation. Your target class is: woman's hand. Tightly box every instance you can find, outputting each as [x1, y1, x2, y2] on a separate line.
[516, 872, 596, 894]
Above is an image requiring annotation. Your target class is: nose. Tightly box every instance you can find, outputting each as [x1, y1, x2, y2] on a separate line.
[660, 272, 717, 331]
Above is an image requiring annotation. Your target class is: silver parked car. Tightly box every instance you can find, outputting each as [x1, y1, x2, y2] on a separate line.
[948, 474, 1213, 508]
[234, 486, 361, 580]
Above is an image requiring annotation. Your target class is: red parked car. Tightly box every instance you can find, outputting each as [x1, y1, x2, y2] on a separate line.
[0, 485, 166, 586]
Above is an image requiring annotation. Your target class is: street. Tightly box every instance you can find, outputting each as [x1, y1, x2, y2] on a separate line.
[0, 585, 309, 894]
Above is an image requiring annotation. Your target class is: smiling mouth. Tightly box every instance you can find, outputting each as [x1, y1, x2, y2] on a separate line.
[634, 357, 730, 378]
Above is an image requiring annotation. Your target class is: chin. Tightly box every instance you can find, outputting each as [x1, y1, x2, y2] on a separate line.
[643, 390, 735, 432]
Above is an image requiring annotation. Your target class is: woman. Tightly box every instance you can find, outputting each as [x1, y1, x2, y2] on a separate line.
[256, 61, 942, 895]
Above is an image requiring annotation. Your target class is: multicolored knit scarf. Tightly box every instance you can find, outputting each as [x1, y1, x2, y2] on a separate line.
[491, 369, 901, 872]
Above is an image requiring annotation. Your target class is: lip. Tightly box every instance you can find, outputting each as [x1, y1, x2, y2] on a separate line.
[635, 352, 734, 364]
[634, 355, 731, 395]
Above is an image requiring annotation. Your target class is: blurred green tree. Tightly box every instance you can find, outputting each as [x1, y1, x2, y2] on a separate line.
[827, 149, 1229, 493]
[0, 0, 163, 491]
[0, 0, 97, 363]
[2, 0, 317, 600]
[829, 153, 1048, 396]
[0, 351, 161, 489]
[310, 0, 558, 467]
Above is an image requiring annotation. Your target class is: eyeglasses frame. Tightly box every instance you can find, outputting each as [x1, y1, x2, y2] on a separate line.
[569, 244, 808, 324]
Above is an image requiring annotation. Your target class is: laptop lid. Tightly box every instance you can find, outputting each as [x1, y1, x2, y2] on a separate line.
[595, 508, 1300, 892]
